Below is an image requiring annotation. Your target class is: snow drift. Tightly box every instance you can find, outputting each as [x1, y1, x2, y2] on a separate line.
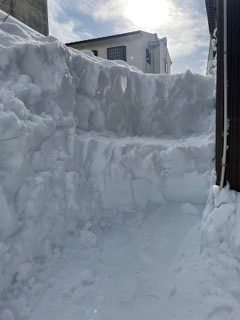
[0, 19, 215, 317]
[167, 186, 240, 320]
[202, 186, 240, 305]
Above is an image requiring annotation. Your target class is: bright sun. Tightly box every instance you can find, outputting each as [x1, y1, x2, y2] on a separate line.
[124, 0, 170, 30]
[124, 0, 171, 30]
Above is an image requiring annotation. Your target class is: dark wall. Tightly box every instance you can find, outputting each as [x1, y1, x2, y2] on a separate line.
[215, 0, 223, 186]
[1, 0, 49, 36]
[216, 0, 240, 191]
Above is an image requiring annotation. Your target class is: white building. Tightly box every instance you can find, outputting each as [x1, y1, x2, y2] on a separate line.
[205, 0, 217, 76]
[66, 30, 172, 74]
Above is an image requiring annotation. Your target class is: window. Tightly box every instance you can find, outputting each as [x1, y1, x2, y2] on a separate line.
[107, 46, 126, 61]
[146, 48, 151, 64]
[92, 50, 98, 56]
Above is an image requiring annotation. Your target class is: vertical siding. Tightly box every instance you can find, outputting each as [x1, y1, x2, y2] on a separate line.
[153, 46, 160, 73]
[216, 0, 240, 191]
[160, 43, 167, 74]
[159, 42, 171, 74]
[226, 0, 240, 190]
[216, 0, 224, 186]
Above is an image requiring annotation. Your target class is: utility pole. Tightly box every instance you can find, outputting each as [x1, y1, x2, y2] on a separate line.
[216, 0, 240, 191]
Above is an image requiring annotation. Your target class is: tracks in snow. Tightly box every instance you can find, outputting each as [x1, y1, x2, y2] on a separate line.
[29, 204, 200, 320]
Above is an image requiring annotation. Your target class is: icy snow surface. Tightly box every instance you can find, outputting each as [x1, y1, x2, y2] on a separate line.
[1, 18, 238, 320]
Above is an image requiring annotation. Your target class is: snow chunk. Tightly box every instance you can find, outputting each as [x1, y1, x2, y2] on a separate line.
[0, 242, 9, 255]
[16, 262, 34, 282]
[79, 269, 94, 285]
[202, 186, 240, 306]
[181, 202, 200, 216]
[0, 186, 16, 241]
[83, 221, 93, 231]
[0, 310, 15, 320]
[80, 230, 98, 248]
[213, 185, 237, 207]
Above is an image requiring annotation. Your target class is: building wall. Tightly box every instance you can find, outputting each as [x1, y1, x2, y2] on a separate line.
[148, 38, 171, 74]
[1, 0, 48, 35]
[68, 31, 171, 74]
[159, 38, 172, 74]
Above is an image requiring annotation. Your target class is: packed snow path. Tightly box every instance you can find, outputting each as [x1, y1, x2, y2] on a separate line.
[29, 204, 200, 320]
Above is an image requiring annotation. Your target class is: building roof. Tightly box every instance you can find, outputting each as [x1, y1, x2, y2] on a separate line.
[65, 30, 143, 46]
[205, 0, 217, 37]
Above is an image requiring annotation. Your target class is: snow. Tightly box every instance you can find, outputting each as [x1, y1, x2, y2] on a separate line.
[80, 230, 98, 248]
[165, 185, 240, 320]
[27, 205, 201, 320]
[0, 310, 15, 320]
[1, 18, 239, 320]
[181, 202, 200, 216]
[202, 187, 240, 304]
[154, 185, 240, 320]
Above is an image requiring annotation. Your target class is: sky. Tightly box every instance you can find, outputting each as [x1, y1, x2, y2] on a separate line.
[48, 0, 210, 74]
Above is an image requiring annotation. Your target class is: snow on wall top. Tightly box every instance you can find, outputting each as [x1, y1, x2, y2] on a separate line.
[0, 21, 215, 138]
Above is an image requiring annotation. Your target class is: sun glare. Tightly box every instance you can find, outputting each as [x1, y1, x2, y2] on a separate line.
[124, 0, 171, 30]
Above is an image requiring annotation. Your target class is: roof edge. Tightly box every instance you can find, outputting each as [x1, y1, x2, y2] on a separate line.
[65, 30, 143, 46]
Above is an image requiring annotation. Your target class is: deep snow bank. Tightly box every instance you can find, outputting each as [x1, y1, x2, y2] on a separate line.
[168, 186, 240, 320]
[0, 20, 215, 313]
[0, 21, 215, 138]
[202, 186, 240, 303]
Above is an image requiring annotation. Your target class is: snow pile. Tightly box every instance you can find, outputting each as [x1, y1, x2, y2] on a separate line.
[0, 20, 215, 317]
[0, 22, 215, 138]
[167, 185, 240, 320]
[202, 186, 240, 302]
[167, 214, 240, 320]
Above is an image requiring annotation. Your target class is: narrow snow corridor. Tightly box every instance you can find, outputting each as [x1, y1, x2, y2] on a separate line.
[6, 20, 240, 320]
[29, 205, 200, 320]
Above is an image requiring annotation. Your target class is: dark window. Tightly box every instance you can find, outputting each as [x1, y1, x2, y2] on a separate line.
[92, 50, 98, 56]
[165, 60, 168, 73]
[146, 48, 151, 64]
[107, 46, 126, 61]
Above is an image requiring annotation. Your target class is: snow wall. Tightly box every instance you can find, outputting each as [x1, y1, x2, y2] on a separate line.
[0, 21, 215, 302]
[202, 186, 240, 303]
